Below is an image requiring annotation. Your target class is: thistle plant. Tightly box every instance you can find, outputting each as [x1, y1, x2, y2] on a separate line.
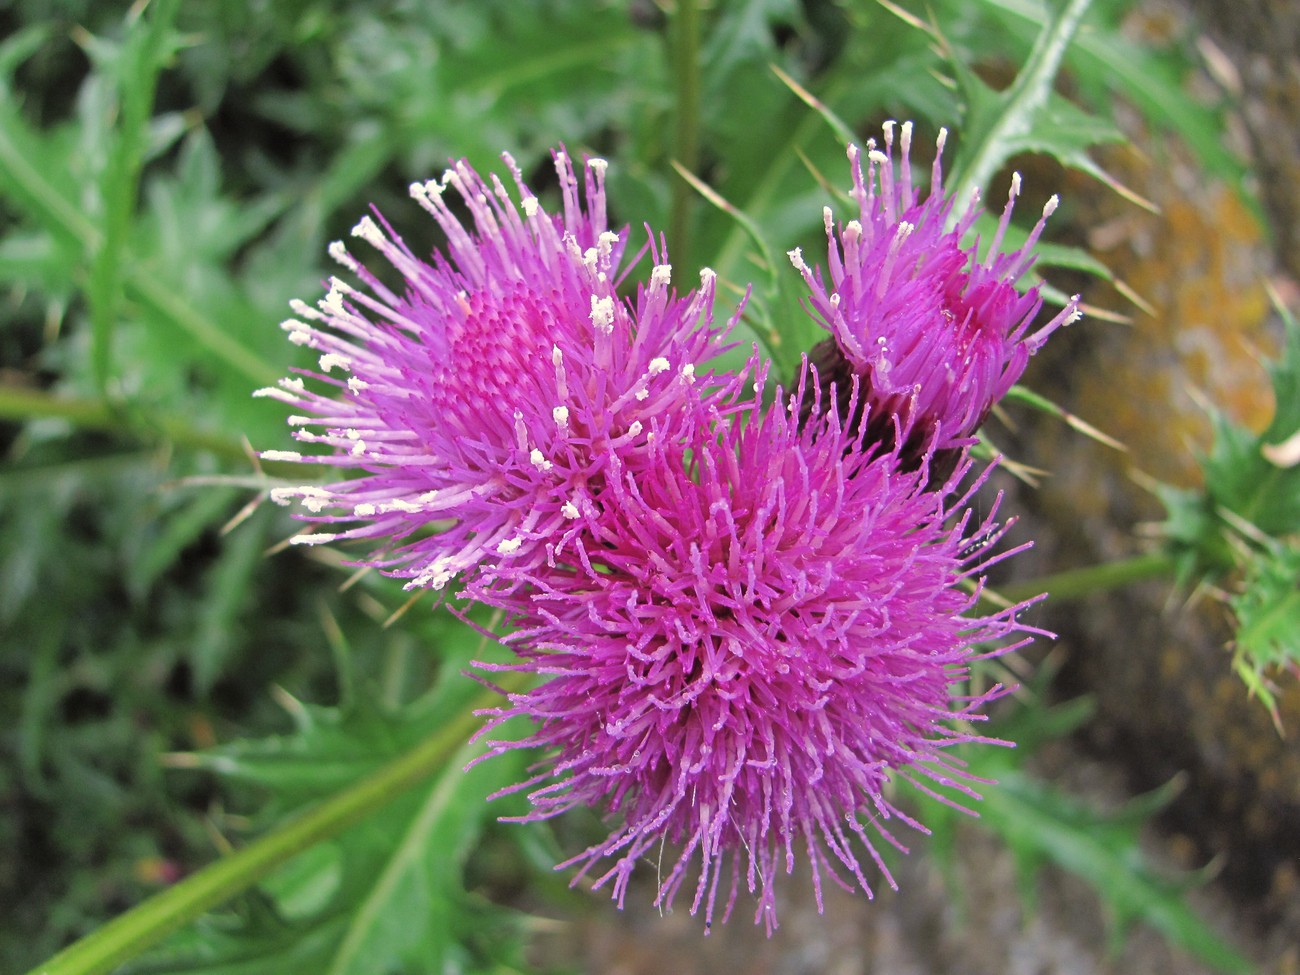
[3, 2, 1285, 974]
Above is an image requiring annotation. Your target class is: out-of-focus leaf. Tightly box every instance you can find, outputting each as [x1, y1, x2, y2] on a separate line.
[143, 667, 535, 975]
[980, 770, 1252, 974]
[916, 694, 1254, 975]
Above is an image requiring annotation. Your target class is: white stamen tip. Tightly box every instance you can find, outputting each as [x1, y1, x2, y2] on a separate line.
[787, 247, 809, 273]
[351, 216, 383, 246]
[700, 267, 716, 285]
[327, 241, 357, 269]
[647, 357, 670, 376]
[590, 295, 616, 332]
[354, 503, 377, 516]
[260, 449, 302, 462]
[1009, 172, 1022, 198]
[588, 158, 608, 176]
[553, 406, 570, 430]
[1044, 194, 1060, 217]
[290, 532, 335, 545]
[651, 264, 672, 288]
[497, 537, 523, 555]
[681, 363, 696, 384]
[347, 377, 370, 394]
[521, 197, 539, 218]
[529, 448, 552, 471]
[561, 501, 581, 519]
[319, 352, 351, 373]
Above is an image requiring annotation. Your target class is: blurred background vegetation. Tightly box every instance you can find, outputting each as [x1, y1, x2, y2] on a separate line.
[0, 1, 1286, 973]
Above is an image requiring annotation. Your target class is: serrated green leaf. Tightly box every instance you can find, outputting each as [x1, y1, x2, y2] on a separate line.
[948, 0, 1097, 207]
[914, 692, 1253, 975]
[139, 680, 534, 975]
[973, 0, 1251, 196]
[977, 769, 1252, 973]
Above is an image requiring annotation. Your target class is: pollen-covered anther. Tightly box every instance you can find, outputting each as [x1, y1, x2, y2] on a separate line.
[589, 157, 608, 177]
[591, 295, 616, 332]
[289, 298, 324, 321]
[253, 385, 298, 403]
[327, 241, 359, 271]
[680, 363, 696, 384]
[260, 449, 302, 462]
[561, 500, 581, 519]
[1044, 194, 1060, 217]
[322, 288, 348, 316]
[347, 377, 370, 394]
[497, 537, 523, 555]
[351, 216, 384, 246]
[647, 357, 670, 377]
[354, 502, 377, 517]
[553, 406, 570, 432]
[319, 352, 351, 373]
[788, 247, 809, 273]
[290, 532, 335, 545]
[530, 448, 553, 472]
[651, 264, 672, 289]
[350, 439, 367, 456]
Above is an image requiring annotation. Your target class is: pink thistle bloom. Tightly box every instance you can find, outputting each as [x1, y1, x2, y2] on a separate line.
[256, 150, 735, 591]
[788, 121, 1081, 464]
[472, 358, 1044, 932]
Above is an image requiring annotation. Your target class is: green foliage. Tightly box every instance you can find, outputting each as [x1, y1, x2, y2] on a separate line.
[919, 693, 1253, 974]
[0, 0, 1267, 973]
[1156, 296, 1300, 717]
[130, 658, 538, 975]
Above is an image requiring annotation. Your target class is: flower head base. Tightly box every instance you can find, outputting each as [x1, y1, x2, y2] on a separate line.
[789, 121, 1081, 467]
[472, 358, 1043, 932]
[258, 150, 736, 591]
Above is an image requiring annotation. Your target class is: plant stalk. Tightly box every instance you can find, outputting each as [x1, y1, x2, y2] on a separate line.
[25, 686, 505, 975]
[995, 549, 1178, 606]
[668, 0, 703, 269]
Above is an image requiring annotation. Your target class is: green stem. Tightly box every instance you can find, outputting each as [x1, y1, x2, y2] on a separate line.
[995, 550, 1178, 606]
[0, 384, 249, 461]
[952, 0, 1094, 212]
[25, 685, 507, 975]
[668, 0, 702, 269]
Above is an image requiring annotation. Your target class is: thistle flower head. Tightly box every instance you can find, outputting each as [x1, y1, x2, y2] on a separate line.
[473, 358, 1044, 932]
[257, 150, 735, 590]
[789, 121, 1081, 462]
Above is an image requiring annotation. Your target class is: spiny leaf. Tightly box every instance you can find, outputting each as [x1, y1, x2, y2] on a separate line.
[978, 770, 1252, 973]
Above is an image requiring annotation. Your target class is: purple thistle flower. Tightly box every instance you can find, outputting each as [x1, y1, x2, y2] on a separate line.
[472, 358, 1044, 932]
[256, 150, 735, 590]
[788, 121, 1081, 466]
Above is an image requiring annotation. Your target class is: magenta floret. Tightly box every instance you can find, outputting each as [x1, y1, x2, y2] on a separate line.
[472, 359, 1045, 932]
[789, 121, 1081, 459]
[257, 150, 736, 591]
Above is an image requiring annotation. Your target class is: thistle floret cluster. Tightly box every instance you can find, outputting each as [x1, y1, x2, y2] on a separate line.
[259, 122, 1078, 930]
